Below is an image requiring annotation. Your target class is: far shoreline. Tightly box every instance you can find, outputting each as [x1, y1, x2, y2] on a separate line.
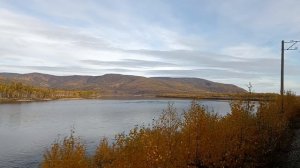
[0, 94, 272, 104]
[0, 96, 189, 104]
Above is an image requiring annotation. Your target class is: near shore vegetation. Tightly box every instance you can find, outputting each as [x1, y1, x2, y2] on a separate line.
[40, 92, 300, 168]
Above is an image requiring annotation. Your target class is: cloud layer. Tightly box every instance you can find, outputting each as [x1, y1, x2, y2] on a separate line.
[0, 0, 300, 93]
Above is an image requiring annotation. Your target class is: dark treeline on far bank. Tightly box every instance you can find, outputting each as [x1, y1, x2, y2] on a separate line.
[157, 92, 278, 101]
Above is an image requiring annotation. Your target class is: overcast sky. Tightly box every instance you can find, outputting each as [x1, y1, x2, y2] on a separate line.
[0, 0, 300, 93]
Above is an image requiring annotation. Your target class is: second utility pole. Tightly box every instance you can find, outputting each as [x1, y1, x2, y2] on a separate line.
[281, 40, 284, 113]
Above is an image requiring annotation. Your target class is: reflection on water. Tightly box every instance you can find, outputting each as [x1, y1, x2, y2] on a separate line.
[0, 99, 231, 168]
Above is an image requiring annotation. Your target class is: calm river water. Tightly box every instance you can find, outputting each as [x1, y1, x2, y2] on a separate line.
[0, 99, 231, 168]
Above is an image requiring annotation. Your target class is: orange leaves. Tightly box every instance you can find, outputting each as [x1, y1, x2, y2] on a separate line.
[41, 94, 300, 168]
[94, 138, 114, 168]
[41, 134, 90, 168]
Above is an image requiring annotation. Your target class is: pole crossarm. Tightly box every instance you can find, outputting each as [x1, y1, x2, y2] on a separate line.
[284, 40, 300, 50]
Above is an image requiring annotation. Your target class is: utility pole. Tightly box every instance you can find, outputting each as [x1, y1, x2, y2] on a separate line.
[281, 40, 284, 113]
[281, 40, 299, 113]
[281, 41, 284, 99]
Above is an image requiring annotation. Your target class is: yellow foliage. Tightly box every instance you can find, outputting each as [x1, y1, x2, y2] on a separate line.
[41, 93, 300, 168]
[41, 134, 90, 168]
[93, 138, 114, 168]
[0, 82, 98, 100]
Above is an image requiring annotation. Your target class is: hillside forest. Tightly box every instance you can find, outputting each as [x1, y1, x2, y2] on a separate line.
[0, 82, 98, 101]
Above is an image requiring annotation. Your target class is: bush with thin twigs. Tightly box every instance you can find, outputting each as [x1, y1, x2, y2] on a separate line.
[41, 133, 90, 168]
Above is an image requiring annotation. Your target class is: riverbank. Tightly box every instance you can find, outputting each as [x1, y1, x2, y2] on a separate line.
[0, 96, 165, 104]
[156, 92, 277, 101]
[0, 98, 49, 103]
[0, 97, 87, 104]
[0, 92, 277, 104]
[157, 95, 271, 101]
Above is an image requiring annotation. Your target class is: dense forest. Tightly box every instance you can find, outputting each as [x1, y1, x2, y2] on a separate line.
[0, 82, 99, 101]
[41, 92, 300, 168]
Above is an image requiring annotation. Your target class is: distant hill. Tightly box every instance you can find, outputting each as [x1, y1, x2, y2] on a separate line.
[0, 73, 246, 96]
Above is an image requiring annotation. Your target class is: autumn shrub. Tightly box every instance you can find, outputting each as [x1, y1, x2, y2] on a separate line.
[40, 133, 90, 168]
[106, 104, 185, 168]
[93, 138, 115, 168]
[41, 93, 299, 168]
[181, 101, 220, 167]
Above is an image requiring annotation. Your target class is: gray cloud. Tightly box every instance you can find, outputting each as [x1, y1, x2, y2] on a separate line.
[1, 1, 300, 93]
[146, 68, 258, 79]
[125, 49, 282, 75]
[0, 64, 138, 75]
[81, 59, 177, 68]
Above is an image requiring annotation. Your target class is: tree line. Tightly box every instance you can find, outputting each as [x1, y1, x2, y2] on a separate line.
[0, 82, 99, 100]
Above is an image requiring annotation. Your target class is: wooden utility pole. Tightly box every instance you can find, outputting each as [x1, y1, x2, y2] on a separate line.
[281, 40, 284, 113]
[280, 40, 299, 113]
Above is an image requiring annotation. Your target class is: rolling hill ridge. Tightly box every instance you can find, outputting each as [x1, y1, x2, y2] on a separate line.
[0, 73, 246, 96]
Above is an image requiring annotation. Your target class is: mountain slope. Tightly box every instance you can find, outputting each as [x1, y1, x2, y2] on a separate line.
[0, 73, 246, 96]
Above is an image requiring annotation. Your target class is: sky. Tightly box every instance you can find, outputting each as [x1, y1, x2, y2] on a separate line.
[0, 0, 300, 93]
